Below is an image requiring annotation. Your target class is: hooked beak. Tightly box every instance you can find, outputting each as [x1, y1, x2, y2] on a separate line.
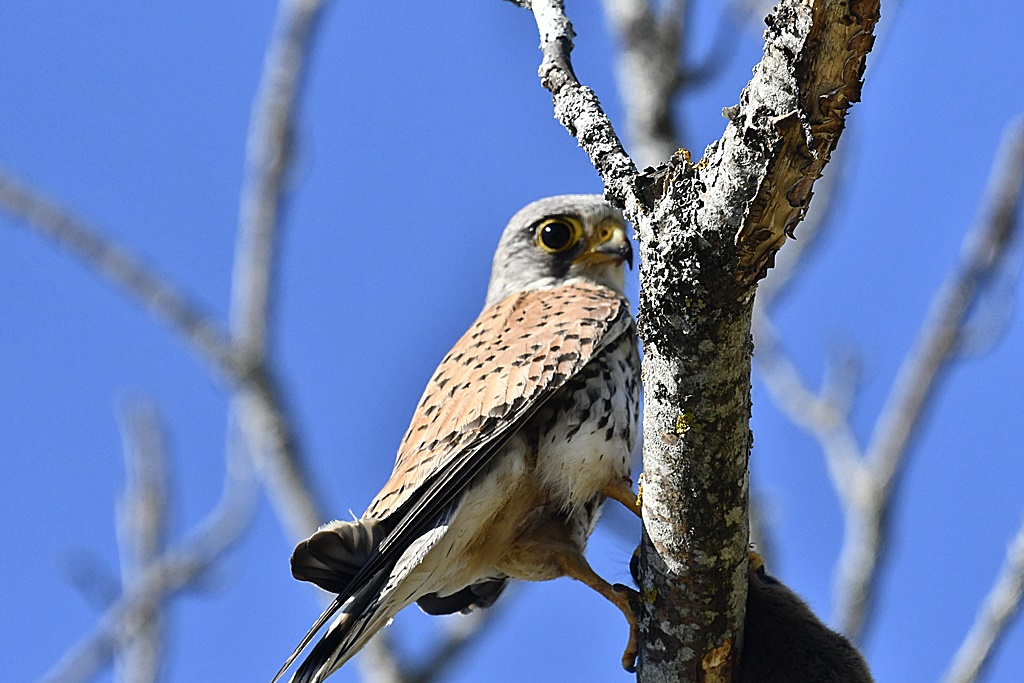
[587, 222, 633, 269]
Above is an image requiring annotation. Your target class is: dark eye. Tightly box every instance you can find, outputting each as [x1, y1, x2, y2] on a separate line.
[536, 218, 581, 253]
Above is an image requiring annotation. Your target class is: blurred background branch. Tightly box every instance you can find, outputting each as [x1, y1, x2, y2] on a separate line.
[836, 114, 1024, 641]
[944, 513, 1024, 683]
[2, 1, 1023, 682]
[114, 401, 169, 683]
[39, 419, 258, 683]
[1, 0, 500, 680]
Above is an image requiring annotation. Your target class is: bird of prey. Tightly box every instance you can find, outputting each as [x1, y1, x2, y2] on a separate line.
[272, 195, 643, 683]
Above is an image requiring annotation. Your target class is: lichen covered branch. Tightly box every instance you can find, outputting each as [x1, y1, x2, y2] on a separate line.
[724, 0, 880, 283]
[623, 2, 880, 679]
[514, 0, 880, 678]
[527, 0, 641, 214]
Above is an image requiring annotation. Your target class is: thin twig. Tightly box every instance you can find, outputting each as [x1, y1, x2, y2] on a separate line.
[358, 604, 505, 683]
[943, 515, 1024, 683]
[835, 115, 1024, 640]
[114, 402, 169, 683]
[39, 424, 258, 683]
[0, 170, 238, 379]
[525, 0, 642, 214]
[227, 0, 329, 544]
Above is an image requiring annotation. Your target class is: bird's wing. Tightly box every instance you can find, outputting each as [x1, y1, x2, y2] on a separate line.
[276, 281, 634, 683]
[366, 281, 632, 519]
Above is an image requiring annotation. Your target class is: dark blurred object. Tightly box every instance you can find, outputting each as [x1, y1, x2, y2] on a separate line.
[741, 553, 872, 682]
[630, 549, 873, 682]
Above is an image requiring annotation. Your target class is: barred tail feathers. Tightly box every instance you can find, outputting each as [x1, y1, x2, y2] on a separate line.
[291, 518, 388, 594]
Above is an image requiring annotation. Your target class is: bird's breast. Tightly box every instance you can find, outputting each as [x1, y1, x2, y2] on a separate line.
[530, 326, 640, 513]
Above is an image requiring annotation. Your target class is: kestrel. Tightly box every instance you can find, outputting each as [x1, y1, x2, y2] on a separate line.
[273, 195, 643, 683]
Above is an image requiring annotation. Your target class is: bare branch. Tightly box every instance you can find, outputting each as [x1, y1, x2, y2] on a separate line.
[833, 116, 1024, 640]
[40, 426, 258, 683]
[943, 515, 1024, 683]
[0, 169, 238, 379]
[357, 606, 504, 683]
[114, 402, 170, 683]
[752, 309, 865, 504]
[226, 0, 331, 544]
[231, 0, 326, 360]
[526, 0, 642, 213]
[601, 0, 687, 168]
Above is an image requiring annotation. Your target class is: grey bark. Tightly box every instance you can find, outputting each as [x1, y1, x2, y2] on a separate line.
[524, 0, 879, 679]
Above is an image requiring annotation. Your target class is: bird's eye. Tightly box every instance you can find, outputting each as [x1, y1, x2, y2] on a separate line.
[536, 218, 581, 253]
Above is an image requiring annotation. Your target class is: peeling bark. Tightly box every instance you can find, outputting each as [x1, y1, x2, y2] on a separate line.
[522, 0, 879, 679]
[631, 3, 879, 679]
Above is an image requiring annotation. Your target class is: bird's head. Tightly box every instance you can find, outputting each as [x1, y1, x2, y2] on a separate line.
[485, 194, 633, 307]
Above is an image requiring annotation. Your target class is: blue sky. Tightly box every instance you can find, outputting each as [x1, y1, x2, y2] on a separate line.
[2, 2, 1023, 682]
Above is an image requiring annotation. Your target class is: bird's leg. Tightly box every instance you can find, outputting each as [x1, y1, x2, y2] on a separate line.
[553, 547, 640, 672]
[600, 480, 642, 519]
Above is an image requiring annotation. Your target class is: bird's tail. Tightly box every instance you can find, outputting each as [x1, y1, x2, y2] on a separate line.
[271, 518, 391, 683]
[291, 517, 389, 593]
[275, 513, 457, 683]
[289, 578, 394, 683]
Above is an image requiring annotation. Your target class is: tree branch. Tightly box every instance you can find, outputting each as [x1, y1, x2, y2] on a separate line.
[227, 0, 329, 544]
[0, 170, 238, 379]
[729, 0, 879, 284]
[527, 0, 642, 214]
[943, 514, 1024, 683]
[834, 114, 1024, 641]
[40, 425, 258, 683]
[633, 1, 877, 679]
[114, 402, 170, 683]
[231, 0, 325, 361]
[519, 1, 879, 679]
[601, 0, 687, 168]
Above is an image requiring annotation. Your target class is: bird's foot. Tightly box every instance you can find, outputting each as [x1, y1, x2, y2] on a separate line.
[612, 583, 641, 672]
[600, 479, 642, 519]
[748, 549, 765, 578]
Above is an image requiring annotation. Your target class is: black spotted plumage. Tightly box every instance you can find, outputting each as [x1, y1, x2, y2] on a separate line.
[273, 195, 642, 683]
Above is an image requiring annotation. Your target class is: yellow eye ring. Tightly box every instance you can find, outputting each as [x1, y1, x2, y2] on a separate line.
[535, 216, 583, 253]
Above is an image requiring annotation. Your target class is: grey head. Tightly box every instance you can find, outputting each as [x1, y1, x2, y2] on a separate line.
[485, 194, 632, 308]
